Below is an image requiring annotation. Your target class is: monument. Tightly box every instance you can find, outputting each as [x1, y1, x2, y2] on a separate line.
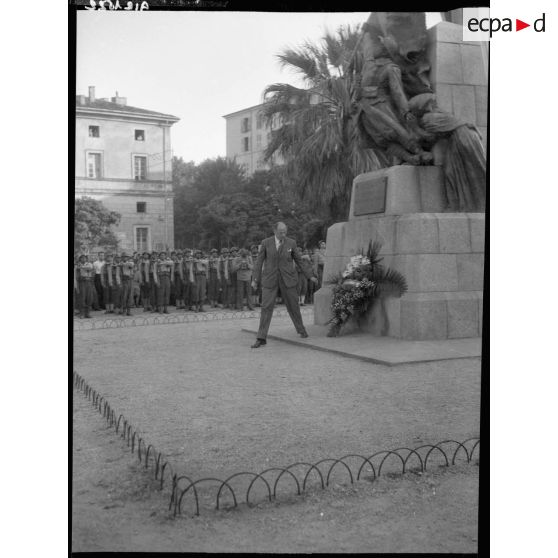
[314, 12, 487, 341]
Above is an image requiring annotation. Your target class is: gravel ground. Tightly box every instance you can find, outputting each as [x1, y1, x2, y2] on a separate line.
[72, 392, 479, 553]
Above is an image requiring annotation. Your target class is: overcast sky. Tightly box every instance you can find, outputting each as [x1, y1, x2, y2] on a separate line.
[77, 11, 442, 164]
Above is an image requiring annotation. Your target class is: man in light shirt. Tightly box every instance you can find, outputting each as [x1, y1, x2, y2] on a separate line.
[92, 251, 105, 310]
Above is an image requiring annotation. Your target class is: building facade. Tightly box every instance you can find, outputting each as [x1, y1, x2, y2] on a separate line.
[223, 104, 283, 176]
[75, 87, 179, 253]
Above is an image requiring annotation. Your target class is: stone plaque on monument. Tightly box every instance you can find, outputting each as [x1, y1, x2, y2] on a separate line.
[353, 176, 387, 216]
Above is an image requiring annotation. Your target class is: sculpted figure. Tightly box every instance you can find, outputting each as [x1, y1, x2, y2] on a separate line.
[409, 93, 486, 212]
[355, 22, 433, 166]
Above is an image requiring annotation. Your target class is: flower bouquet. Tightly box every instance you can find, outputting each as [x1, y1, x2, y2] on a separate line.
[326, 241, 408, 337]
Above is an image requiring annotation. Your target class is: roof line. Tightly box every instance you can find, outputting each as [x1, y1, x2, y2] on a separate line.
[76, 106, 180, 123]
[222, 102, 266, 119]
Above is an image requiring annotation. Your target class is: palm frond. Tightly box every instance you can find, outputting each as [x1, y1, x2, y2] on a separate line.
[364, 240, 384, 267]
[371, 267, 408, 298]
[276, 47, 321, 81]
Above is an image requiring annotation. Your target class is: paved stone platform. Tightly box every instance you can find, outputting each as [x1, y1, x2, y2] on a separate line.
[241, 324, 482, 366]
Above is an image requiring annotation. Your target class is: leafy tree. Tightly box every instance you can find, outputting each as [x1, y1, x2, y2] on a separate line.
[173, 156, 246, 248]
[74, 197, 121, 252]
[261, 24, 383, 223]
[198, 193, 275, 249]
[173, 159, 328, 250]
[244, 167, 328, 247]
[172, 156, 197, 248]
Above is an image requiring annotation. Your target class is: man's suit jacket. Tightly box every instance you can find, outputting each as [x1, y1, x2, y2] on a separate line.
[254, 236, 313, 289]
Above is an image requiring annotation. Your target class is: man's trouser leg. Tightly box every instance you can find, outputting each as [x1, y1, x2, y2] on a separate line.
[161, 276, 170, 307]
[79, 280, 93, 315]
[91, 282, 99, 310]
[279, 277, 306, 334]
[150, 281, 157, 309]
[184, 281, 192, 307]
[141, 284, 150, 309]
[122, 279, 132, 309]
[236, 281, 244, 309]
[256, 285, 278, 340]
[157, 281, 164, 309]
[229, 277, 238, 308]
[94, 274, 104, 309]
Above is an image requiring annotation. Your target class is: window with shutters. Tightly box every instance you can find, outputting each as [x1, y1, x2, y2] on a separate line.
[133, 155, 147, 180]
[86, 152, 102, 178]
[135, 227, 149, 252]
[241, 117, 251, 133]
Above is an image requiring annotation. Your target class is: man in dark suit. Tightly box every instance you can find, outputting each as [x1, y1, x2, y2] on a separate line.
[251, 222, 318, 348]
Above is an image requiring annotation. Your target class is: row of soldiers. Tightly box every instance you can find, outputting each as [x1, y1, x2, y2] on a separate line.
[74, 244, 326, 318]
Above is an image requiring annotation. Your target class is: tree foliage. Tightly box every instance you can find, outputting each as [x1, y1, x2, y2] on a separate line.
[173, 158, 328, 250]
[172, 156, 247, 248]
[261, 24, 383, 223]
[74, 197, 121, 252]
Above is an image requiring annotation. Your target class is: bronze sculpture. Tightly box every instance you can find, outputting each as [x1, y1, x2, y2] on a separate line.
[409, 93, 486, 212]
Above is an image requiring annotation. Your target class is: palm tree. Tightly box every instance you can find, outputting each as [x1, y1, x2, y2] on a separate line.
[261, 24, 385, 223]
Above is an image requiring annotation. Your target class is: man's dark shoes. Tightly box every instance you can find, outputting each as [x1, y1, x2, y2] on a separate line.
[251, 339, 267, 348]
[299, 330, 309, 338]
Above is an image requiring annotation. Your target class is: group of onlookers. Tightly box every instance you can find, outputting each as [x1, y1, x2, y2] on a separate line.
[74, 241, 327, 318]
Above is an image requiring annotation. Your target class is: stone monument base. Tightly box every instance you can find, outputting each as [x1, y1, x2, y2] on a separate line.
[314, 167, 485, 341]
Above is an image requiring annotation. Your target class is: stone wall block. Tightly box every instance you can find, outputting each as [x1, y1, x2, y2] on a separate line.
[451, 85, 476, 124]
[457, 253, 485, 291]
[474, 85, 488, 127]
[433, 83, 453, 113]
[395, 214, 440, 254]
[469, 214, 486, 253]
[434, 42, 463, 84]
[438, 214, 471, 253]
[448, 297, 479, 338]
[400, 298, 448, 340]
[325, 221, 346, 257]
[461, 44, 488, 85]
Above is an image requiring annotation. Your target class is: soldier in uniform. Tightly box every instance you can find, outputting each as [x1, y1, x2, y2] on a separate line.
[218, 248, 230, 308]
[192, 250, 209, 312]
[250, 244, 261, 308]
[111, 254, 123, 314]
[233, 248, 254, 310]
[76, 254, 95, 318]
[155, 250, 174, 314]
[192, 249, 208, 312]
[183, 249, 195, 311]
[207, 248, 221, 308]
[139, 252, 152, 311]
[100, 253, 116, 313]
[169, 251, 177, 307]
[73, 254, 80, 316]
[93, 251, 105, 310]
[149, 253, 158, 312]
[119, 253, 135, 316]
[228, 246, 239, 310]
[173, 250, 185, 309]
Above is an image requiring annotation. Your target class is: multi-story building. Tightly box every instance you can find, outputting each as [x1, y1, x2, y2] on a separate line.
[223, 94, 323, 176]
[75, 86, 180, 253]
[223, 103, 283, 176]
